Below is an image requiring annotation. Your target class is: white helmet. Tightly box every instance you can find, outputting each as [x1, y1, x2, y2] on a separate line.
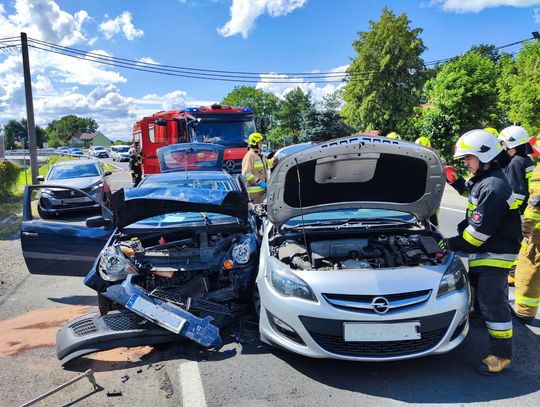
[454, 129, 502, 163]
[498, 125, 530, 149]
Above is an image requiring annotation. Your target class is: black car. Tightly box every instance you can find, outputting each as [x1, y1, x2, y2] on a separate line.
[37, 160, 112, 218]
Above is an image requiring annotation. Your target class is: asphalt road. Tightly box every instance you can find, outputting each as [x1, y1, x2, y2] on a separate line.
[0, 168, 539, 407]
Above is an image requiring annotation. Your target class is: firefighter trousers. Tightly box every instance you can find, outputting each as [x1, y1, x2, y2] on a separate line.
[132, 172, 142, 187]
[469, 265, 513, 359]
[514, 239, 540, 318]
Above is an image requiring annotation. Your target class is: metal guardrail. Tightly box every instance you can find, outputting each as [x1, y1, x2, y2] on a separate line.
[4, 148, 68, 157]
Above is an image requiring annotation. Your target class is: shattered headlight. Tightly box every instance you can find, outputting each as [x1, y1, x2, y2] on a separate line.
[437, 253, 467, 296]
[232, 242, 251, 264]
[98, 245, 138, 282]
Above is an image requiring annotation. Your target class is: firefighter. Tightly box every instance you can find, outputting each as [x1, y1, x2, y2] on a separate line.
[513, 156, 540, 323]
[415, 136, 431, 148]
[129, 147, 143, 187]
[445, 129, 521, 376]
[386, 132, 401, 140]
[498, 126, 534, 214]
[242, 132, 269, 204]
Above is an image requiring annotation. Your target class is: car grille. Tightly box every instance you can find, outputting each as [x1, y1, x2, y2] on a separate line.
[70, 319, 98, 337]
[50, 189, 86, 198]
[222, 159, 242, 173]
[300, 310, 454, 358]
[103, 313, 149, 331]
[322, 289, 432, 313]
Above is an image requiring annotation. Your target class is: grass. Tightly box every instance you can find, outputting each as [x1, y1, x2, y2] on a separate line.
[0, 190, 23, 239]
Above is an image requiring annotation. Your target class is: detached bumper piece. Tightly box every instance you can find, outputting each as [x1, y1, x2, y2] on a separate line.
[56, 311, 180, 365]
[102, 275, 222, 349]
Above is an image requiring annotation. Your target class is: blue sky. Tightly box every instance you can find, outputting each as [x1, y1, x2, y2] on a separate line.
[1, 0, 539, 140]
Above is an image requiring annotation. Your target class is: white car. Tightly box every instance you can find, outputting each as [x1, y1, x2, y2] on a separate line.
[257, 136, 470, 361]
[88, 146, 109, 158]
[110, 145, 131, 161]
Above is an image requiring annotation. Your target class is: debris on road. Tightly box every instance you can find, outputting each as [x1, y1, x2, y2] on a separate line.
[106, 389, 123, 397]
[120, 374, 129, 383]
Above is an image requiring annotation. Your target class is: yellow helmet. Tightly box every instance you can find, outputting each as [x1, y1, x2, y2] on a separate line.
[386, 132, 401, 140]
[415, 136, 431, 148]
[248, 132, 264, 146]
[484, 127, 499, 137]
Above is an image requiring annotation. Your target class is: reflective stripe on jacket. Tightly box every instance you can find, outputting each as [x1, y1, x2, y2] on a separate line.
[241, 148, 268, 195]
[503, 154, 535, 213]
[448, 167, 522, 260]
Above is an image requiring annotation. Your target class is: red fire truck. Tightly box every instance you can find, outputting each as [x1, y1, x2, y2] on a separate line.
[132, 104, 256, 174]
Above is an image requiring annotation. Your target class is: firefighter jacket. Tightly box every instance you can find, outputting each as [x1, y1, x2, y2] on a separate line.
[129, 154, 142, 175]
[503, 153, 535, 213]
[522, 162, 540, 239]
[448, 167, 522, 267]
[241, 148, 269, 197]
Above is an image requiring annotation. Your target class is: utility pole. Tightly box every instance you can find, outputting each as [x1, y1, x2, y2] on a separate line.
[0, 125, 4, 162]
[20, 32, 39, 184]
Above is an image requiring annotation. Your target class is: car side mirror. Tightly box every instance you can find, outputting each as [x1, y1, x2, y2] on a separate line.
[86, 215, 113, 228]
[36, 175, 45, 182]
[104, 170, 112, 176]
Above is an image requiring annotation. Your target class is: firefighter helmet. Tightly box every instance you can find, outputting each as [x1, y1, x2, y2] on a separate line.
[248, 132, 264, 146]
[386, 132, 401, 140]
[484, 127, 499, 137]
[454, 129, 502, 163]
[415, 136, 431, 148]
[498, 125, 530, 149]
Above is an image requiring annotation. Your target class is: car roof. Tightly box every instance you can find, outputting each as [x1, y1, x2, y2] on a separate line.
[52, 159, 99, 168]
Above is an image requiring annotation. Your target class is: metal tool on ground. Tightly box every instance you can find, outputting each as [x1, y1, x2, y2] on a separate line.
[21, 369, 101, 407]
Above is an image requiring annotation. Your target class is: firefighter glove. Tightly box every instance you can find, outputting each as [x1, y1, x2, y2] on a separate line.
[445, 166, 458, 184]
[259, 181, 267, 189]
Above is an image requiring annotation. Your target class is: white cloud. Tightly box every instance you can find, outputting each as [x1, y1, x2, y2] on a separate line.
[256, 65, 348, 108]
[218, 0, 307, 38]
[433, 0, 540, 12]
[534, 7, 540, 21]
[1, 0, 89, 46]
[137, 57, 159, 65]
[99, 11, 144, 40]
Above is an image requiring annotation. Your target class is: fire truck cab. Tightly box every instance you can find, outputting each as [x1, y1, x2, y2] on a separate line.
[133, 104, 256, 175]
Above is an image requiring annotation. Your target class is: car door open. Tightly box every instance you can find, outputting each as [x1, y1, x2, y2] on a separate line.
[20, 185, 115, 276]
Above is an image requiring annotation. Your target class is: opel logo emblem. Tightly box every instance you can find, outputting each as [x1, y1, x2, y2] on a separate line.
[371, 296, 390, 314]
[224, 160, 235, 170]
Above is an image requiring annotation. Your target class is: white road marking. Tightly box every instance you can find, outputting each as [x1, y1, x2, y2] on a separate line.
[98, 158, 129, 173]
[440, 206, 465, 213]
[179, 361, 207, 407]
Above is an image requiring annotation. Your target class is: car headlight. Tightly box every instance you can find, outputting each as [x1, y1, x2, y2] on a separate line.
[41, 188, 54, 196]
[98, 246, 138, 282]
[267, 257, 317, 302]
[232, 242, 250, 264]
[90, 182, 104, 192]
[437, 254, 467, 296]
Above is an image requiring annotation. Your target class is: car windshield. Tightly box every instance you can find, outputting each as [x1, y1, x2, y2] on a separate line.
[141, 178, 234, 191]
[131, 212, 237, 228]
[94, 147, 106, 150]
[193, 114, 256, 147]
[48, 163, 100, 180]
[116, 146, 130, 153]
[283, 208, 415, 228]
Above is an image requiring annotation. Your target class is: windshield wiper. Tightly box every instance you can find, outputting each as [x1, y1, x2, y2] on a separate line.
[284, 217, 415, 230]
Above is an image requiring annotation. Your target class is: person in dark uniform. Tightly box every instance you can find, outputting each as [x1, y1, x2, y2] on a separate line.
[129, 147, 142, 187]
[445, 129, 522, 376]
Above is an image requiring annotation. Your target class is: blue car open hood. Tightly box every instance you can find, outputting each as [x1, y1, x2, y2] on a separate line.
[111, 187, 248, 229]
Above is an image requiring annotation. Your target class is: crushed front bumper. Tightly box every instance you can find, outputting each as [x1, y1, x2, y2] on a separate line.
[56, 310, 180, 365]
[102, 275, 222, 348]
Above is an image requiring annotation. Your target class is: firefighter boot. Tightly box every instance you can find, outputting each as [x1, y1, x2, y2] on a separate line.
[477, 355, 511, 376]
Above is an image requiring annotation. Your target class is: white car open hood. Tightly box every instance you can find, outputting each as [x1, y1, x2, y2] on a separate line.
[266, 136, 445, 227]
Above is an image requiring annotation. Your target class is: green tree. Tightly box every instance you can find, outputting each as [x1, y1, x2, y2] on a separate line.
[301, 108, 353, 143]
[46, 115, 98, 145]
[221, 86, 280, 133]
[426, 51, 499, 135]
[274, 87, 313, 143]
[2, 119, 46, 149]
[506, 41, 540, 135]
[342, 7, 426, 134]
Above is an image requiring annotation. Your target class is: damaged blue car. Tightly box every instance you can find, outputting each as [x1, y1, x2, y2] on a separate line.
[21, 144, 259, 364]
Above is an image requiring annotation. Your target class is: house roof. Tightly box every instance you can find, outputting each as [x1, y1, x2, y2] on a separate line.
[78, 133, 98, 140]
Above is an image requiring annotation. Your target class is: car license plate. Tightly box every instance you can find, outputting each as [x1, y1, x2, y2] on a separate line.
[343, 322, 421, 342]
[63, 197, 91, 203]
[126, 294, 186, 333]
